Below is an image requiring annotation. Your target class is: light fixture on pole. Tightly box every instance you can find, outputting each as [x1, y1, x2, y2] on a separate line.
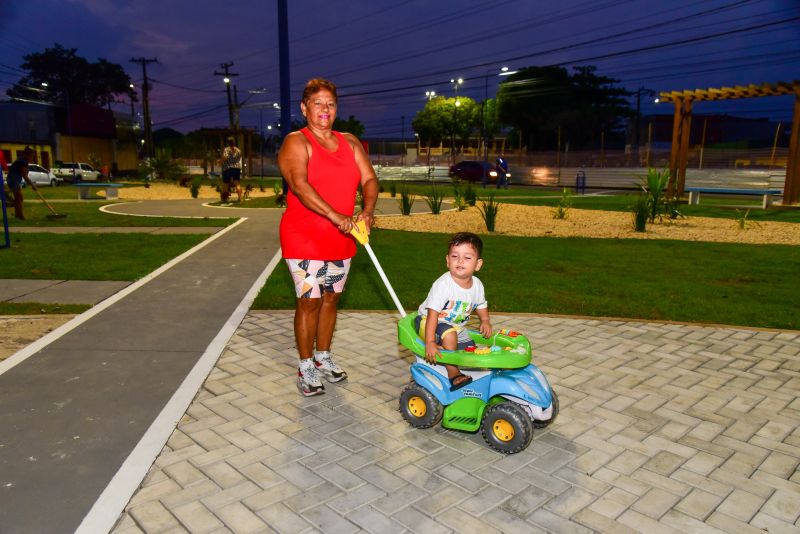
[450, 78, 463, 164]
[425, 90, 436, 101]
[482, 66, 517, 169]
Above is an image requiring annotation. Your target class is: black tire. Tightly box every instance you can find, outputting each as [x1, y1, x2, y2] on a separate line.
[481, 402, 533, 454]
[399, 382, 443, 429]
[532, 389, 559, 429]
[50, 178, 57, 187]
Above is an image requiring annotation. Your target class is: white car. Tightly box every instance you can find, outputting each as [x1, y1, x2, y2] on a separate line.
[23, 164, 62, 187]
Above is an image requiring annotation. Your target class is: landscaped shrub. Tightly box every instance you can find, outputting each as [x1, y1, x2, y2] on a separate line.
[638, 167, 670, 223]
[190, 176, 202, 198]
[388, 180, 397, 197]
[273, 182, 286, 207]
[552, 187, 572, 219]
[632, 194, 648, 232]
[478, 194, 501, 232]
[464, 182, 477, 206]
[452, 185, 468, 211]
[398, 183, 416, 215]
[424, 184, 444, 215]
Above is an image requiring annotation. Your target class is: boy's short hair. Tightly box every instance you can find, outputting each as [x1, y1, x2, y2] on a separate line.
[448, 232, 483, 257]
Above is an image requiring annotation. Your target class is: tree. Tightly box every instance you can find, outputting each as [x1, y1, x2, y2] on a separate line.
[412, 96, 479, 146]
[333, 115, 365, 137]
[6, 43, 135, 108]
[496, 65, 633, 150]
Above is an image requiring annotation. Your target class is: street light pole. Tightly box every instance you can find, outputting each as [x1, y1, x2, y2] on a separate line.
[450, 78, 462, 165]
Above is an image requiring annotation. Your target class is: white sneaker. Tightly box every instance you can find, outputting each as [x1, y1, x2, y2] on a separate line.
[314, 351, 348, 383]
[298, 359, 325, 396]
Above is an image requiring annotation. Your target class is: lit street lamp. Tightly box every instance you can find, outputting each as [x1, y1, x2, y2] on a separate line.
[425, 90, 436, 101]
[482, 66, 517, 170]
[450, 78, 463, 164]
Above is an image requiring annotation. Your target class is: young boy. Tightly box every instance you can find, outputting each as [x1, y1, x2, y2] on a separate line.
[415, 232, 492, 391]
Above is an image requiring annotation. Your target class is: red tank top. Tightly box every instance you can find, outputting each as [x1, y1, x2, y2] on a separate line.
[280, 128, 361, 260]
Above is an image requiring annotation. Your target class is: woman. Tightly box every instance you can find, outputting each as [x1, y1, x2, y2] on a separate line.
[278, 78, 378, 397]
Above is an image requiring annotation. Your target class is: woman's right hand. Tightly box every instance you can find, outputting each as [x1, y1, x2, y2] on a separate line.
[332, 213, 354, 234]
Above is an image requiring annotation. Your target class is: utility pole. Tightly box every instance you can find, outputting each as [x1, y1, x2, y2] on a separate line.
[278, 0, 291, 193]
[130, 57, 158, 159]
[401, 115, 405, 166]
[634, 87, 655, 156]
[214, 62, 239, 130]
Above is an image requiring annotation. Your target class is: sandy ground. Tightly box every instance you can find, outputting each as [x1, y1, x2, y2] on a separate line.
[3, 185, 798, 361]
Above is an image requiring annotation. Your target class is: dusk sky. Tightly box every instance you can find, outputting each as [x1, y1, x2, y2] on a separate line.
[1, 0, 798, 139]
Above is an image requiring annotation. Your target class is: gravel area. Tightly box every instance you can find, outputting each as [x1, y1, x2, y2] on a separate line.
[375, 203, 800, 245]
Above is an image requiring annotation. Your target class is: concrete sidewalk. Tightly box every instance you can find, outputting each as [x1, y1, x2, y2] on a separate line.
[0, 203, 283, 533]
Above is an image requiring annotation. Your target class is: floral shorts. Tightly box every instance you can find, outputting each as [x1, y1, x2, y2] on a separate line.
[286, 259, 351, 299]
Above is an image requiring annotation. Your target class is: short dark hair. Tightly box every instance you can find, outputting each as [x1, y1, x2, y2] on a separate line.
[23, 146, 34, 154]
[448, 232, 483, 258]
[302, 78, 337, 104]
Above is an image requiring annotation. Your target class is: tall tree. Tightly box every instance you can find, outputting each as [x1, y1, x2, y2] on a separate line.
[496, 65, 633, 150]
[412, 96, 479, 146]
[6, 43, 135, 108]
[333, 115, 365, 137]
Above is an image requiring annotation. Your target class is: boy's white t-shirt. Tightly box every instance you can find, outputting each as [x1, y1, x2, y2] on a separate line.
[418, 272, 487, 341]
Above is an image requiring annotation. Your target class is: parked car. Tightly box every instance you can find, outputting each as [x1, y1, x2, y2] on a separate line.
[21, 164, 62, 187]
[449, 160, 510, 184]
[52, 162, 102, 182]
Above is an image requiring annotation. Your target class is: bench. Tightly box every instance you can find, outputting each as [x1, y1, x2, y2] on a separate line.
[73, 183, 124, 200]
[684, 187, 782, 209]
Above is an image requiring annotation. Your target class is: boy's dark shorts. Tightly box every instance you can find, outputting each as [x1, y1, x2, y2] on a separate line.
[222, 168, 241, 183]
[414, 314, 476, 350]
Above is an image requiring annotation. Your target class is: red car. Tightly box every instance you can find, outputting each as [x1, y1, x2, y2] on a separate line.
[449, 160, 509, 183]
[449, 160, 492, 182]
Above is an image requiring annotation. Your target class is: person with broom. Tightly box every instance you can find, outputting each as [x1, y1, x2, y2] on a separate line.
[6, 147, 37, 220]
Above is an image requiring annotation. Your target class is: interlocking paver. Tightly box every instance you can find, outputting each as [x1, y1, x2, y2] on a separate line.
[110, 312, 800, 533]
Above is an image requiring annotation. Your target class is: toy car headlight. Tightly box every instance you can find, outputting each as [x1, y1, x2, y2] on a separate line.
[519, 381, 541, 401]
[489, 171, 497, 177]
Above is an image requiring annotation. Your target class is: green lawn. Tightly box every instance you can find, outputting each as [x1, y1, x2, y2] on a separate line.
[0, 233, 207, 280]
[254, 229, 800, 330]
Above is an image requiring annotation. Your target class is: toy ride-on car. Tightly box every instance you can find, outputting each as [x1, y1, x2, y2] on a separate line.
[397, 313, 558, 454]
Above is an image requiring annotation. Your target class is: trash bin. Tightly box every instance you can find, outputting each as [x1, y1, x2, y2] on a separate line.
[575, 170, 586, 194]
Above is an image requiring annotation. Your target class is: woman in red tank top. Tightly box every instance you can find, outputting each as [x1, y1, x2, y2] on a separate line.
[277, 78, 379, 396]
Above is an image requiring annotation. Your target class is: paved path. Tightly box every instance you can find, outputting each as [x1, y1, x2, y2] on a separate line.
[0, 201, 282, 533]
[3, 198, 800, 533]
[111, 312, 800, 534]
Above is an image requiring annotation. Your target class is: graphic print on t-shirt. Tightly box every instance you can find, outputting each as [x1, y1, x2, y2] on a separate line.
[439, 299, 475, 326]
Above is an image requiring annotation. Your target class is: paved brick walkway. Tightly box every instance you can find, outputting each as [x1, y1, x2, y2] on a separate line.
[111, 311, 800, 533]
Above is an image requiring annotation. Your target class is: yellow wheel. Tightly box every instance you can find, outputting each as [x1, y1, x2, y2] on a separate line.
[492, 418, 515, 442]
[399, 382, 442, 429]
[481, 402, 533, 454]
[407, 396, 427, 418]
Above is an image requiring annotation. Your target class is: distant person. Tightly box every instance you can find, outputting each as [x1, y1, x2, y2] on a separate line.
[495, 156, 509, 189]
[6, 147, 37, 220]
[221, 138, 243, 203]
[415, 232, 492, 391]
[278, 77, 378, 397]
[0, 150, 7, 186]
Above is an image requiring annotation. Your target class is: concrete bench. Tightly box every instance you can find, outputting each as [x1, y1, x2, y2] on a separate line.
[684, 187, 782, 209]
[74, 183, 124, 200]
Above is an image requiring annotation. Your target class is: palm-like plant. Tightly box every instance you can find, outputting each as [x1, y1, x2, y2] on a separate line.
[639, 167, 671, 223]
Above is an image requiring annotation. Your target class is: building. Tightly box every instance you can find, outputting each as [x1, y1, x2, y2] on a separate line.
[0, 101, 140, 174]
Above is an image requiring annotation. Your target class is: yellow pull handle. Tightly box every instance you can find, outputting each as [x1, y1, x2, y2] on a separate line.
[349, 219, 369, 245]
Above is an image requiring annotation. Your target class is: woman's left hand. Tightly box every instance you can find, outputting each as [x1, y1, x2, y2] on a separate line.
[355, 210, 374, 233]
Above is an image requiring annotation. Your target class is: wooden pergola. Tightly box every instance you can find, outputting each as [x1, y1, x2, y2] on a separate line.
[658, 80, 800, 205]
